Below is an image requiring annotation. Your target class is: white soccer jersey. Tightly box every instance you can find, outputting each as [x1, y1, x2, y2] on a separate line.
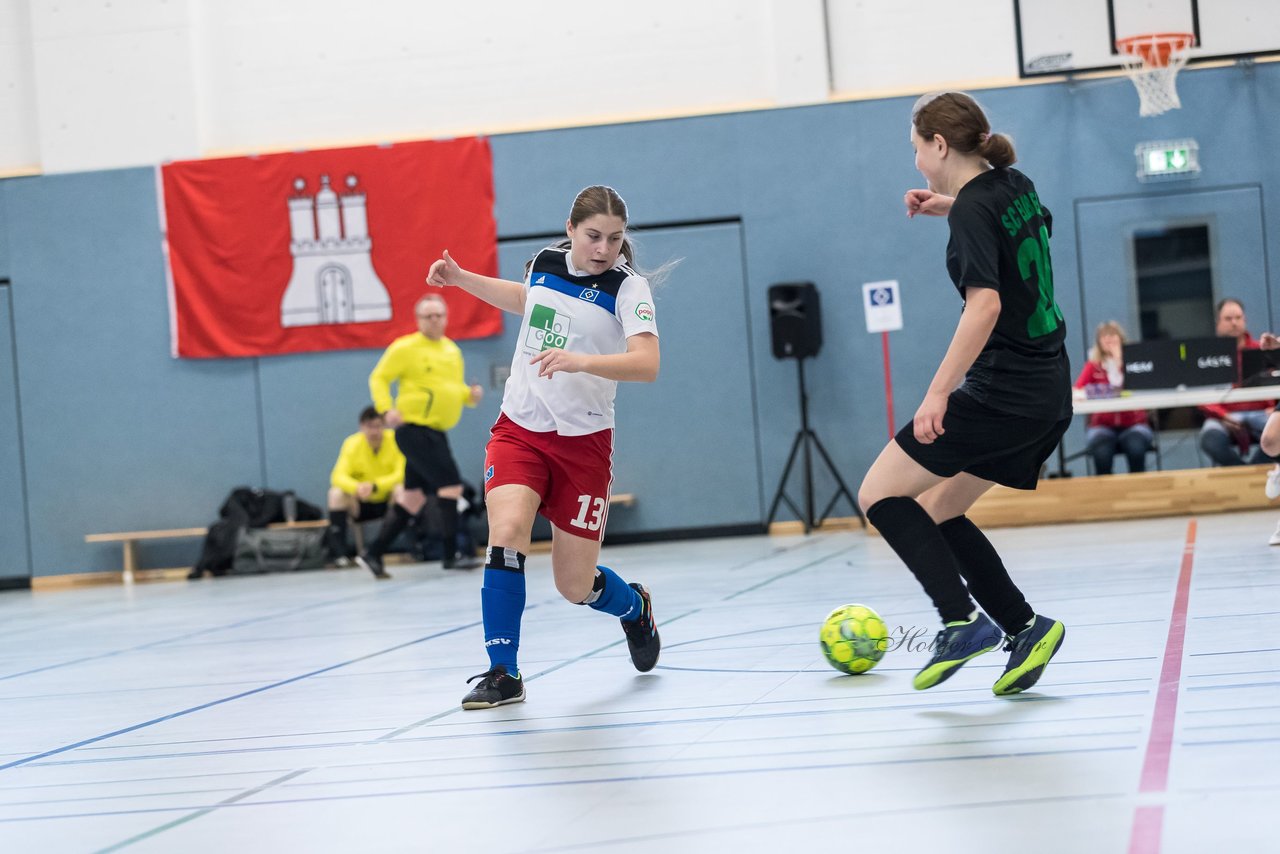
[500, 246, 659, 436]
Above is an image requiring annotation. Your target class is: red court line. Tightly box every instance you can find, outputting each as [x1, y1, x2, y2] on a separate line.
[1128, 518, 1197, 854]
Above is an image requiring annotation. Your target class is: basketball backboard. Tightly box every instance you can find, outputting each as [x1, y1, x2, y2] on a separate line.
[1015, 0, 1280, 78]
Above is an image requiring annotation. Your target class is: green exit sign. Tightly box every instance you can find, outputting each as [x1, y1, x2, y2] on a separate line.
[1135, 139, 1200, 181]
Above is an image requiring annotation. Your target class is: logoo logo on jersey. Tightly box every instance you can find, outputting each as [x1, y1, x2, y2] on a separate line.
[635, 302, 654, 322]
[485, 464, 495, 482]
[525, 303, 572, 352]
[578, 288, 599, 303]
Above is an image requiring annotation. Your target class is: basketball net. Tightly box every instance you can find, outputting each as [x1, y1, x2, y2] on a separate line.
[1117, 33, 1195, 117]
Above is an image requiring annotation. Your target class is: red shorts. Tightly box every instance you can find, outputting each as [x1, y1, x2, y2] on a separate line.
[484, 413, 614, 542]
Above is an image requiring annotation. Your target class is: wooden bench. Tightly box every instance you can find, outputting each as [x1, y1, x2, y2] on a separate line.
[85, 520, 328, 584]
[85, 497, 638, 582]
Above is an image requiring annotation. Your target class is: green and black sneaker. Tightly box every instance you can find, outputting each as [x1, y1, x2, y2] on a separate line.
[912, 612, 1003, 691]
[993, 615, 1066, 696]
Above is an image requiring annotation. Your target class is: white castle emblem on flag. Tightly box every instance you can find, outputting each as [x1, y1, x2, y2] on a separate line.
[280, 174, 392, 327]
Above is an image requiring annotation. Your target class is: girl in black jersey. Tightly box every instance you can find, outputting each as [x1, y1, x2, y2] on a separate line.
[856, 92, 1069, 696]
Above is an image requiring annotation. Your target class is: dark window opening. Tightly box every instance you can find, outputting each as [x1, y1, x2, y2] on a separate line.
[1134, 224, 1213, 341]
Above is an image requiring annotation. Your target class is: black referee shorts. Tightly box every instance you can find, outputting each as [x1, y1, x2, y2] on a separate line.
[894, 390, 1070, 490]
[395, 424, 463, 493]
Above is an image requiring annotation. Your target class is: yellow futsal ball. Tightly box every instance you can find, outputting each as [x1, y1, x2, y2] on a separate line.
[819, 603, 889, 675]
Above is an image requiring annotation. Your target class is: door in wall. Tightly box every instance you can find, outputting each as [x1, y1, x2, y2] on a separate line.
[498, 222, 763, 535]
[0, 282, 31, 586]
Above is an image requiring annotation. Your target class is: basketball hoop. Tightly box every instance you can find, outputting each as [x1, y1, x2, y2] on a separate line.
[1116, 32, 1196, 117]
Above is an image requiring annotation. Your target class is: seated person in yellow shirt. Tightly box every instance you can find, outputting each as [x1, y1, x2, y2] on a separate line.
[326, 406, 407, 566]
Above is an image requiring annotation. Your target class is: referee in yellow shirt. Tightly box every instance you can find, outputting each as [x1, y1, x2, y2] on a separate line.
[358, 294, 484, 578]
[325, 406, 406, 568]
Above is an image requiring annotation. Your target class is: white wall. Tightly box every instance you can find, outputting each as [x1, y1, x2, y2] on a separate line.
[5, 0, 1250, 175]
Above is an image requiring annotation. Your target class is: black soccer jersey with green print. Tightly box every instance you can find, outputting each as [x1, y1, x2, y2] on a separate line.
[500, 246, 659, 437]
[945, 167, 1071, 420]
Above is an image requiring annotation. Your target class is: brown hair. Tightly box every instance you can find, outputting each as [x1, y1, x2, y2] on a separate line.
[912, 92, 1016, 168]
[530, 185, 639, 275]
[563, 185, 634, 266]
[1088, 320, 1129, 364]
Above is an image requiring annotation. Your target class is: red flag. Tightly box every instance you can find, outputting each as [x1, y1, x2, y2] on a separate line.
[161, 137, 501, 358]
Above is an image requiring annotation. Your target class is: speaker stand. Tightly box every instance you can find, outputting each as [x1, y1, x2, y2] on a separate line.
[766, 358, 864, 533]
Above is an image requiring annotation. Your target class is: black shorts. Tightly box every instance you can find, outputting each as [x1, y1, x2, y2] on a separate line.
[395, 424, 462, 492]
[894, 390, 1070, 490]
[353, 500, 389, 521]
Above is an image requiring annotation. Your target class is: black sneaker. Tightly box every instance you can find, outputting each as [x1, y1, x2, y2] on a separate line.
[993, 615, 1066, 696]
[912, 612, 1003, 690]
[442, 554, 483, 570]
[356, 552, 390, 580]
[622, 583, 660, 672]
[461, 665, 526, 710]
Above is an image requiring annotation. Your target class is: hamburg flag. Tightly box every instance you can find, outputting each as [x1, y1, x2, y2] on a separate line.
[160, 137, 501, 358]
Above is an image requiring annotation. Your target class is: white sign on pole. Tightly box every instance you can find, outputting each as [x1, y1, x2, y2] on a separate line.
[862, 280, 902, 333]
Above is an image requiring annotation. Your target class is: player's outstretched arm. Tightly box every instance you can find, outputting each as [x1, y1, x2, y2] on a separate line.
[904, 189, 954, 218]
[427, 250, 526, 315]
[531, 332, 659, 383]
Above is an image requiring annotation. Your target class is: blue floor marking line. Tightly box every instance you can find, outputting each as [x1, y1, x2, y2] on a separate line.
[0, 745, 1136, 824]
[8, 725, 1148, 811]
[0, 582, 428, 682]
[1188, 647, 1280, 657]
[0, 618, 487, 772]
[25, 686, 1152, 769]
[91, 768, 312, 853]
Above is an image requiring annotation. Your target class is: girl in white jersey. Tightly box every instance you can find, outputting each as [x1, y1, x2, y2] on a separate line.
[426, 185, 661, 709]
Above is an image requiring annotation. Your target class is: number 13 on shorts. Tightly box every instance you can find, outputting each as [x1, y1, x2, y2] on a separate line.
[571, 494, 606, 531]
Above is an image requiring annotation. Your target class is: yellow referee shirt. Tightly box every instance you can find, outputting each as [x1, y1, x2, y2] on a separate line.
[369, 333, 473, 430]
[330, 430, 405, 503]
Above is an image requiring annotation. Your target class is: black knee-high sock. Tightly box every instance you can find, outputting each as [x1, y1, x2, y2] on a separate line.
[937, 515, 1033, 634]
[866, 496, 975, 624]
[438, 498, 460, 558]
[369, 504, 411, 556]
[326, 508, 350, 554]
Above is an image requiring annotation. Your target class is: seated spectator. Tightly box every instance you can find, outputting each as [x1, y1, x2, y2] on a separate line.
[1072, 321, 1154, 475]
[325, 406, 406, 563]
[1198, 299, 1275, 466]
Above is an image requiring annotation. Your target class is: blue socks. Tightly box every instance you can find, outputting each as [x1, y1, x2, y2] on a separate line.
[481, 547, 525, 677]
[583, 565, 642, 622]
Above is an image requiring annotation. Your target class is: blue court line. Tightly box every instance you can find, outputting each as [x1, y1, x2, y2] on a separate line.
[0, 583, 428, 682]
[1182, 735, 1280, 747]
[1186, 668, 1280, 679]
[1193, 610, 1280, 620]
[2, 710, 1147, 796]
[1186, 680, 1280, 692]
[1182, 720, 1280, 732]
[1192, 578, 1280, 591]
[1182, 702, 1280, 715]
[0, 745, 1136, 824]
[1189, 647, 1280, 657]
[91, 768, 312, 854]
[0, 618, 486, 772]
[20, 685, 1147, 770]
[9, 724, 1147, 812]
